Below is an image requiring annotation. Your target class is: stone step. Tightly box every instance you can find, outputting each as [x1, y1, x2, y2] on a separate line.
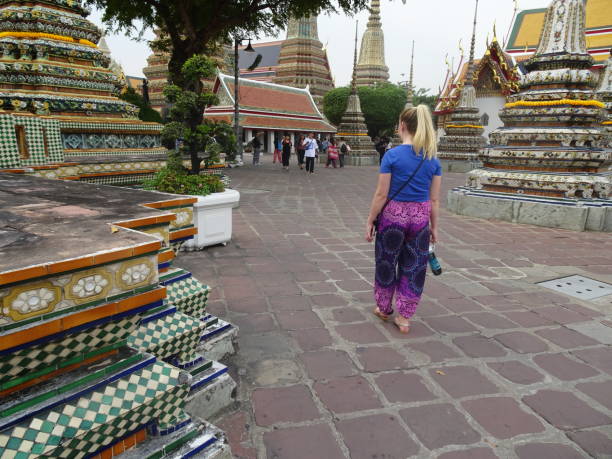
[161, 269, 210, 319]
[185, 361, 236, 421]
[197, 318, 237, 363]
[0, 359, 189, 458]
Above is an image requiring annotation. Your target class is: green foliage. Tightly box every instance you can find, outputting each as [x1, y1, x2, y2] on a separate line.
[119, 86, 162, 123]
[165, 148, 186, 173]
[142, 168, 225, 196]
[323, 84, 407, 138]
[160, 55, 235, 173]
[323, 87, 351, 126]
[413, 88, 439, 114]
[85, 0, 369, 86]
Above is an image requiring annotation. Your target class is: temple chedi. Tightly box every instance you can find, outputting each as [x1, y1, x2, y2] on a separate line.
[0, 0, 166, 184]
[355, 0, 390, 87]
[437, 0, 486, 172]
[274, 15, 334, 105]
[449, 0, 611, 232]
[598, 53, 612, 148]
[338, 24, 376, 166]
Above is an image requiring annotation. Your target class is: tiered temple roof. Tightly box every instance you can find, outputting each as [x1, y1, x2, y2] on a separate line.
[468, 0, 610, 200]
[203, 74, 336, 133]
[355, 0, 390, 87]
[273, 15, 334, 105]
[505, 0, 611, 67]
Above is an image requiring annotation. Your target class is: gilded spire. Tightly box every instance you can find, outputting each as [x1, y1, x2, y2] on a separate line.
[405, 41, 415, 109]
[355, 0, 389, 86]
[465, 0, 479, 86]
[351, 21, 358, 94]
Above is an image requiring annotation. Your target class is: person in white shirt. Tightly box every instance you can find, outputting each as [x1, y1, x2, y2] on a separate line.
[304, 132, 317, 174]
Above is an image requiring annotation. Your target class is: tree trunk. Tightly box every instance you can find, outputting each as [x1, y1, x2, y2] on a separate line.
[190, 149, 200, 175]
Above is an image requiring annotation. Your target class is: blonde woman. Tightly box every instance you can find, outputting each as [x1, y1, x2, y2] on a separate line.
[366, 105, 442, 334]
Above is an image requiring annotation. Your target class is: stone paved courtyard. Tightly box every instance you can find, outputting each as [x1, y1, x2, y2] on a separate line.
[178, 156, 612, 459]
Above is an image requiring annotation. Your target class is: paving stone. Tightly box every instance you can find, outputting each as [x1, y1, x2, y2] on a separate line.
[331, 308, 365, 323]
[572, 347, 612, 375]
[276, 310, 323, 330]
[417, 301, 451, 317]
[253, 385, 320, 427]
[436, 448, 499, 459]
[523, 390, 611, 430]
[314, 375, 382, 414]
[426, 315, 479, 334]
[375, 371, 437, 403]
[568, 321, 612, 345]
[514, 442, 585, 459]
[503, 310, 555, 328]
[335, 414, 419, 459]
[533, 353, 599, 381]
[231, 313, 277, 334]
[473, 295, 524, 311]
[408, 341, 462, 362]
[400, 403, 481, 449]
[464, 312, 519, 329]
[291, 328, 333, 351]
[438, 297, 485, 313]
[268, 295, 312, 311]
[336, 279, 372, 292]
[356, 346, 409, 372]
[336, 323, 388, 344]
[300, 349, 357, 380]
[494, 331, 549, 354]
[217, 411, 256, 459]
[264, 424, 345, 459]
[381, 320, 436, 339]
[226, 296, 269, 314]
[295, 271, 330, 282]
[430, 365, 499, 398]
[462, 397, 545, 439]
[453, 335, 508, 358]
[567, 429, 612, 459]
[488, 361, 544, 385]
[576, 380, 612, 410]
[536, 327, 599, 349]
[310, 293, 349, 308]
[535, 306, 590, 325]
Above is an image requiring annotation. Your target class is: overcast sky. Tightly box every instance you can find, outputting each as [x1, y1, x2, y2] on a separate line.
[92, 0, 552, 95]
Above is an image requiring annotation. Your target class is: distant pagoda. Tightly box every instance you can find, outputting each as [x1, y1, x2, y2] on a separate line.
[355, 0, 390, 87]
[404, 41, 415, 109]
[449, 0, 610, 232]
[337, 23, 376, 166]
[273, 15, 334, 105]
[0, 0, 166, 179]
[597, 52, 611, 148]
[437, 0, 486, 172]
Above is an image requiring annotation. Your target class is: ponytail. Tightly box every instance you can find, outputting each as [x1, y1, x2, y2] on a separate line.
[399, 104, 438, 160]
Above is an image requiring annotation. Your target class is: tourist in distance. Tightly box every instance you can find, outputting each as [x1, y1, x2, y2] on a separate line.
[304, 132, 318, 175]
[325, 138, 339, 168]
[338, 138, 350, 167]
[365, 105, 442, 334]
[281, 135, 292, 170]
[252, 132, 263, 166]
[273, 136, 282, 165]
[296, 134, 306, 170]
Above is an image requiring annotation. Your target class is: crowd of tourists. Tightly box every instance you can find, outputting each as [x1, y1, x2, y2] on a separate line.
[248, 131, 350, 174]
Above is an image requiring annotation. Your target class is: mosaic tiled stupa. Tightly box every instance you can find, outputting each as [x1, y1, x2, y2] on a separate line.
[449, 0, 611, 231]
[597, 52, 612, 148]
[337, 24, 376, 166]
[0, 0, 169, 184]
[355, 0, 390, 87]
[273, 14, 334, 106]
[437, 0, 486, 172]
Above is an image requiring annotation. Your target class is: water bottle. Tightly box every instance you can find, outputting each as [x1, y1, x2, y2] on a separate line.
[428, 244, 442, 276]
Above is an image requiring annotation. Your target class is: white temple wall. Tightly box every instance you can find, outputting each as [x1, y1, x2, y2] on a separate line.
[475, 96, 506, 141]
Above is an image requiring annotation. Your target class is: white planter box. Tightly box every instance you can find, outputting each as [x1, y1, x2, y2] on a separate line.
[182, 189, 240, 250]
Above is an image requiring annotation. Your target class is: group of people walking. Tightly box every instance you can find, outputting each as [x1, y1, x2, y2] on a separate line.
[270, 133, 350, 173]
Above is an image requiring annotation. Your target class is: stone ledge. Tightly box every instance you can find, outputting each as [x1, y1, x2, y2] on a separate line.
[447, 188, 612, 232]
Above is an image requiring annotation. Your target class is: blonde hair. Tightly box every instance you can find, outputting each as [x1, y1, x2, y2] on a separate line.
[399, 104, 437, 160]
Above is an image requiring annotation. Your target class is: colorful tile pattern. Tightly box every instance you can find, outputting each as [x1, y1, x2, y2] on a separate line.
[165, 276, 209, 319]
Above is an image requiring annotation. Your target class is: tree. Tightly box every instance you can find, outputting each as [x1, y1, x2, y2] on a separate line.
[323, 84, 407, 138]
[161, 55, 235, 174]
[86, 0, 369, 89]
[413, 88, 438, 114]
[119, 86, 162, 123]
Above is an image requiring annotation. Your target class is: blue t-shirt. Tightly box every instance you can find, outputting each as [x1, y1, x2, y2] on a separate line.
[380, 145, 442, 202]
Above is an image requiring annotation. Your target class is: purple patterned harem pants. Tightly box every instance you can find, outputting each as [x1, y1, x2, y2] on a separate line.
[374, 200, 431, 319]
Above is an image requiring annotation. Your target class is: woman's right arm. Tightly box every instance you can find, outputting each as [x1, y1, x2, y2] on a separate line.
[429, 175, 442, 244]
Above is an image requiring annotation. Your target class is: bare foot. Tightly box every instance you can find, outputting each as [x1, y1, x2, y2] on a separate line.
[393, 317, 410, 334]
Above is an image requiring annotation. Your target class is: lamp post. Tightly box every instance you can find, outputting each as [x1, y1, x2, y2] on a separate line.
[233, 36, 255, 164]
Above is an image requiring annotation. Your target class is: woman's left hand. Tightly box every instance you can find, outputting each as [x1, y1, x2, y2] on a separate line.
[365, 220, 375, 242]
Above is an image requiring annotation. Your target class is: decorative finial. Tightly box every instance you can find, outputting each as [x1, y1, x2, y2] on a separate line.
[465, 0, 479, 86]
[351, 20, 358, 93]
[405, 40, 415, 108]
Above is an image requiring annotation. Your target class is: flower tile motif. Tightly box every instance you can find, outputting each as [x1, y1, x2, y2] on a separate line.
[65, 269, 112, 304]
[170, 208, 193, 230]
[2, 282, 61, 321]
[116, 258, 155, 290]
